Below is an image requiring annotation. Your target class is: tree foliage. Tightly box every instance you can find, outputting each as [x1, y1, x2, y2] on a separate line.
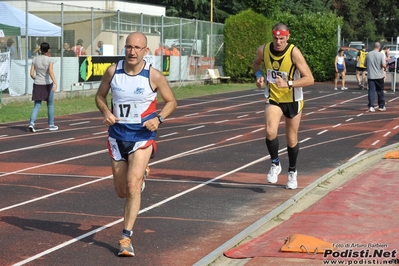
[273, 12, 342, 81]
[223, 9, 273, 82]
[130, 0, 399, 42]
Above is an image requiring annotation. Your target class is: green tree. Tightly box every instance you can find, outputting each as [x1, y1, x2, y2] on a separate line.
[283, 0, 332, 15]
[130, 0, 399, 42]
[273, 12, 342, 81]
[223, 9, 273, 82]
[240, 0, 283, 17]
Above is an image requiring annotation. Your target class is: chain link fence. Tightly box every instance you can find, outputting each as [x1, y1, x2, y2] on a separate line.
[0, 1, 225, 97]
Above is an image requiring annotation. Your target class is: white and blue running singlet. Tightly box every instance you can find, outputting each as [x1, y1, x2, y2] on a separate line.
[108, 60, 157, 142]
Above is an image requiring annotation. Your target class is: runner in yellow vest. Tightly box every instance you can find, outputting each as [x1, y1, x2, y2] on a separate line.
[356, 45, 368, 89]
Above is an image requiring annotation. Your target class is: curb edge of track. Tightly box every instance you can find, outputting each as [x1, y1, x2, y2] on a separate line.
[194, 142, 399, 266]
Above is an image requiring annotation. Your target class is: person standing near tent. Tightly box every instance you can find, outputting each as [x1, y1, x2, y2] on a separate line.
[72, 39, 86, 57]
[170, 44, 180, 56]
[7, 38, 16, 60]
[63, 42, 75, 57]
[96, 40, 104, 55]
[29, 42, 58, 132]
[32, 37, 46, 56]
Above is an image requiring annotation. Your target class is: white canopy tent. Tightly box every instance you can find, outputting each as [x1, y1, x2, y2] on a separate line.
[0, 2, 61, 37]
[0, 2, 61, 95]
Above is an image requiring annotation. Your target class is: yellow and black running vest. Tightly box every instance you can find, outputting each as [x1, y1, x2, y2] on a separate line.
[358, 50, 367, 68]
[263, 43, 303, 103]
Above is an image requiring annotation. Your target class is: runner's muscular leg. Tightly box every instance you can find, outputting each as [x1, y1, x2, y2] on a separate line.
[123, 146, 153, 230]
[265, 104, 283, 140]
[285, 112, 302, 148]
[112, 159, 129, 198]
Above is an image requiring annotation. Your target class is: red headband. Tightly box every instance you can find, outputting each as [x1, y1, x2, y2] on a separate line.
[272, 29, 290, 36]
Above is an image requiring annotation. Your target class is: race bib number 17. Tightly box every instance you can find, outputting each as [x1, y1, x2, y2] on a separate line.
[113, 102, 141, 124]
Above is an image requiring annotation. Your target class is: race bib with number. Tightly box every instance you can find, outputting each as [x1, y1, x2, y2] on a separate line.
[267, 69, 288, 84]
[113, 102, 141, 124]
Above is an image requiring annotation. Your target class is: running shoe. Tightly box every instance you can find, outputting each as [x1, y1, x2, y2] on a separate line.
[28, 125, 36, 132]
[286, 171, 298, 189]
[49, 125, 59, 131]
[379, 106, 386, 112]
[267, 163, 281, 183]
[341, 87, 348, 90]
[334, 87, 338, 90]
[118, 237, 135, 257]
[367, 107, 375, 112]
[141, 166, 150, 192]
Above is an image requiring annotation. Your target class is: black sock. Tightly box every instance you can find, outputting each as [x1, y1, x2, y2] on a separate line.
[287, 143, 299, 172]
[266, 138, 279, 165]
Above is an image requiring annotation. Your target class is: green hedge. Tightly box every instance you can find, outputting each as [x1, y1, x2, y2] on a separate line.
[223, 10, 343, 82]
[223, 9, 273, 83]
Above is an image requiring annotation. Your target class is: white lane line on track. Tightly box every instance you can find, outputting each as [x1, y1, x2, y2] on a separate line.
[0, 138, 75, 155]
[339, 95, 366, 104]
[251, 127, 264, 133]
[1, 172, 104, 179]
[92, 131, 107, 135]
[2, 145, 216, 214]
[159, 132, 178, 138]
[388, 96, 399, 102]
[10, 127, 390, 265]
[372, 140, 380, 146]
[215, 120, 229, 124]
[7, 90, 397, 264]
[349, 150, 367, 161]
[299, 137, 311, 143]
[0, 150, 106, 178]
[237, 114, 248, 118]
[0, 176, 111, 213]
[176, 92, 263, 109]
[346, 118, 353, 122]
[384, 132, 391, 137]
[188, 125, 205, 131]
[207, 100, 261, 112]
[332, 123, 341, 128]
[185, 113, 199, 117]
[69, 121, 90, 126]
[0, 125, 104, 140]
[317, 130, 328, 135]
[11, 149, 278, 266]
[150, 144, 216, 164]
[226, 135, 243, 141]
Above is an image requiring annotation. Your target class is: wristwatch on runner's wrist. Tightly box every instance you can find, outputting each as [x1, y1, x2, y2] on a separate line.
[157, 115, 165, 124]
[288, 80, 293, 89]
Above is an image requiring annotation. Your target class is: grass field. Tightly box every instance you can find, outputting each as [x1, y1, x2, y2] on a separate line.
[0, 83, 255, 123]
